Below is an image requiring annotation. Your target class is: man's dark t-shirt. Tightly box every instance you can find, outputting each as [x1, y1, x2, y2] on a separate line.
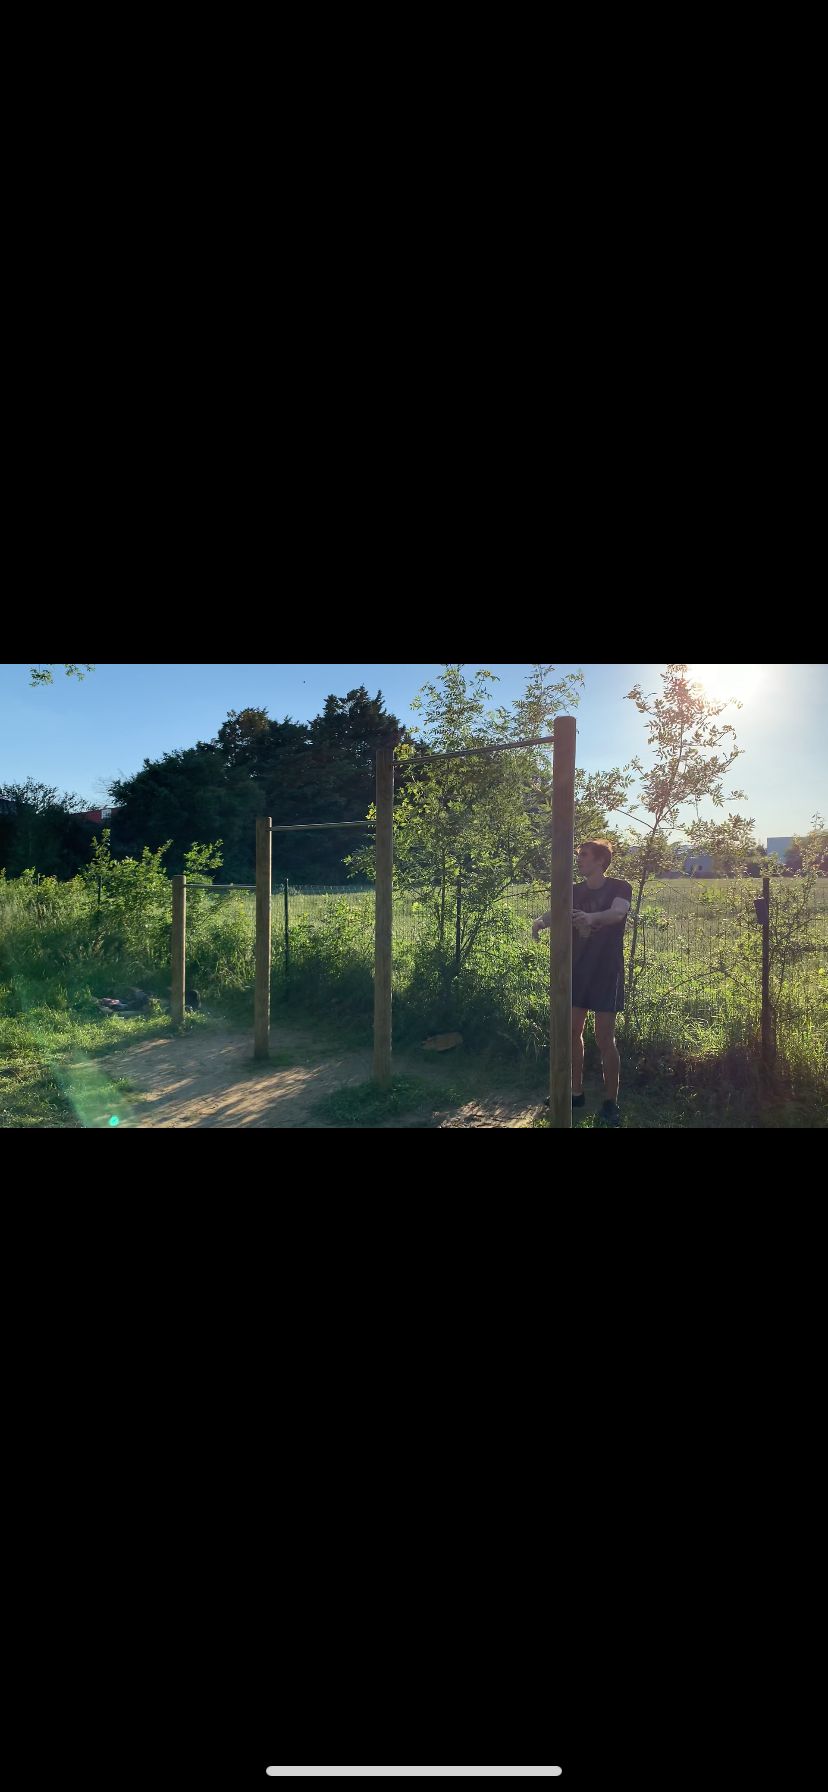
[571, 876, 632, 1013]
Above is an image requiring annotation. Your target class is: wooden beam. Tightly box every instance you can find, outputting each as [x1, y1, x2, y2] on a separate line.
[254, 816, 272, 1059]
[549, 717, 577, 1127]
[171, 874, 186, 1026]
[373, 747, 394, 1086]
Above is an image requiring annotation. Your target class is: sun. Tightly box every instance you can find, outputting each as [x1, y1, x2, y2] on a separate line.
[685, 664, 769, 705]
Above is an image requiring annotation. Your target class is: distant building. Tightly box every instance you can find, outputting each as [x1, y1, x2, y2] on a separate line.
[766, 837, 794, 861]
[77, 806, 121, 823]
[683, 851, 713, 875]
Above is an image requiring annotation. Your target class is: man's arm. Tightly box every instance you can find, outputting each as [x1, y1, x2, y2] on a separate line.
[532, 910, 553, 940]
[580, 898, 631, 931]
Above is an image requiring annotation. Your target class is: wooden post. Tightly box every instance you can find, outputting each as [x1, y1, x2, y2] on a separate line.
[549, 716, 577, 1127]
[284, 876, 290, 985]
[761, 874, 771, 1074]
[254, 816, 272, 1059]
[455, 870, 462, 978]
[171, 874, 186, 1026]
[373, 747, 394, 1086]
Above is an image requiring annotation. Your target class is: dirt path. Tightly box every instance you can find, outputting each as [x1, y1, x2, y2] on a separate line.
[95, 1021, 544, 1128]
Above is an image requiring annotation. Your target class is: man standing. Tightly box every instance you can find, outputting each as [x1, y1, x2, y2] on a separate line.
[532, 840, 632, 1126]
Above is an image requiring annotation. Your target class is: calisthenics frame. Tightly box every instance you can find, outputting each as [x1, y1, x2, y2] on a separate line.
[250, 715, 577, 1127]
[171, 720, 577, 1126]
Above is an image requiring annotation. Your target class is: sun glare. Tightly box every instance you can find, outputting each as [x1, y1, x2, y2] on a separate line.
[685, 664, 769, 705]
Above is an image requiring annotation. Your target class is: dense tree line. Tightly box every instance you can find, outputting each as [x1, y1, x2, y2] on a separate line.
[1, 688, 416, 884]
[0, 781, 102, 880]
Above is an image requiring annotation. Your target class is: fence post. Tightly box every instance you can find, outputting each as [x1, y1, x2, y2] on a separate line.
[455, 871, 462, 977]
[761, 874, 772, 1073]
[284, 876, 290, 986]
[171, 874, 186, 1025]
[549, 717, 577, 1127]
[254, 817, 272, 1059]
[373, 747, 394, 1086]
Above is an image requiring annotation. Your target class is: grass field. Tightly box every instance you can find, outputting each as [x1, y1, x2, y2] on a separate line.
[1, 872, 825, 1127]
[278, 876, 828, 1068]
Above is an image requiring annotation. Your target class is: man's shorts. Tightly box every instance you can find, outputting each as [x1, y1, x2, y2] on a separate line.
[572, 966, 625, 1013]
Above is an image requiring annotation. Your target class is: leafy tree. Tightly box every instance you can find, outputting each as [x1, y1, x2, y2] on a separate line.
[348, 665, 594, 978]
[346, 666, 644, 1006]
[108, 686, 411, 885]
[785, 821, 828, 876]
[761, 813, 828, 1060]
[269, 688, 410, 881]
[109, 744, 256, 878]
[0, 778, 92, 878]
[29, 665, 95, 685]
[620, 665, 747, 1006]
[215, 708, 275, 770]
[684, 813, 766, 878]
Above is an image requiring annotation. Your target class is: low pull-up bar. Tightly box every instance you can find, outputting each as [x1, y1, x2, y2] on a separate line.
[269, 820, 373, 832]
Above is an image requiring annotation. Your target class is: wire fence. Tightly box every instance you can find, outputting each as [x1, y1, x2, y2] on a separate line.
[161, 875, 827, 1067]
[11, 868, 823, 1075]
[265, 879, 828, 1056]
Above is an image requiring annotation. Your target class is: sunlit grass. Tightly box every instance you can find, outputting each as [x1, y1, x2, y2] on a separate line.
[1, 868, 824, 1127]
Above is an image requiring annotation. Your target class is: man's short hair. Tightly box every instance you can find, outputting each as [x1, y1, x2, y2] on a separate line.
[579, 839, 613, 871]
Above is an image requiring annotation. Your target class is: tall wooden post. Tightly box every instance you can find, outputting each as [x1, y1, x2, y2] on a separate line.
[171, 874, 186, 1026]
[284, 877, 290, 986]
[255, 816, 272, 1059]
[455, 871, 462, 977]
[549, 716, 577, 1127]
[761, 874, 771, 1074]
[373, 747, 394, 1086]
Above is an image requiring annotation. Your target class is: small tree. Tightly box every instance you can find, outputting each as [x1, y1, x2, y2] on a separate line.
[348, 665, 585, 977]
[786, 820, 828, 876]
[347, 665, 638, 1007]
[763, 814, 827, 1064]
[621, 665, 748, 1006]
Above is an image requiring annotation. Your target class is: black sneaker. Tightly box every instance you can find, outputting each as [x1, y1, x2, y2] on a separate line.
[599, 1100, 621, 1127]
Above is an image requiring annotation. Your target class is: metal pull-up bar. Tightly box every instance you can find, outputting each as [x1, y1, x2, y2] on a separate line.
[269, 820, 373, 832]
[397, 733, 556, 769]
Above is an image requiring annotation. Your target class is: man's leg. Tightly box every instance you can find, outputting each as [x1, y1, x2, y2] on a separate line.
[571, 1008, 587, 1095]
[595, 1011, 620, 1101]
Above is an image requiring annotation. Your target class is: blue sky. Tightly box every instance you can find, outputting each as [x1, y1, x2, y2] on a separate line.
[1, 663, 825, 846]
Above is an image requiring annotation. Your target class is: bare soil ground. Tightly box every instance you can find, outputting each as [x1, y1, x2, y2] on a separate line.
[94, 1020, 544, 1128]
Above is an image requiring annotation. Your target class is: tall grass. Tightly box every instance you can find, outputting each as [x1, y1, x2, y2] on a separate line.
[272, 880, 828, 1102]
[1, 868, 825, 1112]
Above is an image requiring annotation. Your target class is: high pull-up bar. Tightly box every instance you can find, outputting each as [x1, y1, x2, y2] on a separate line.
[398, 733, 556, 769]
